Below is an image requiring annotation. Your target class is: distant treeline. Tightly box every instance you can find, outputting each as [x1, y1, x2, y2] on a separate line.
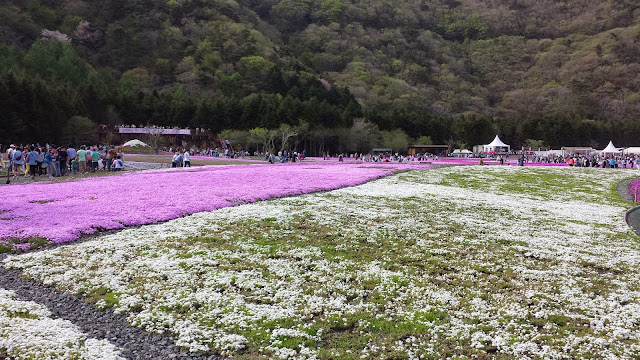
[4, 0, 640, 152]
[1, 36, 640, 154]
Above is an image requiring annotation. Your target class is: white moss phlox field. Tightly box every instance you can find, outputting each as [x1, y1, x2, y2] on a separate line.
[5, 166, 640, 359]
[0, 288, 125, 360]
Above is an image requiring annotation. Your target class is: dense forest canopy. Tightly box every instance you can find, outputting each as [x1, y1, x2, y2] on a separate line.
[2, 0, 640, 152]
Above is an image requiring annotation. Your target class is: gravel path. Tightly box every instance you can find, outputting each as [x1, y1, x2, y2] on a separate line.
[618, 178, 636, 202]
[0, 254, 217, 360]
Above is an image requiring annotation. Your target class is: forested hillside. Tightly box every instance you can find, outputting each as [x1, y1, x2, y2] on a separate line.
[3, 0, 640, 151]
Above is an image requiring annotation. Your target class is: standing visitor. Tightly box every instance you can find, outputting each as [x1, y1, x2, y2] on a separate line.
[11, 146, 23, 179]
[36, 148, 44, 175]
[85, 147, 92, 171]
[77, 146, 87, 174]
[6, 145, 15, 172]
[67, 145, 76, 173]
[91, 147, 100, 172]
[183, 149, 191, 167]
[52, 148, 60, 177]
[58, 146, 68, 176]
[23, 147, 31, 177]
[44, 149, 54, 179]
[172, 152, 180, 167]
[26, 147, 38, 179]
[107, 148, 117, 171]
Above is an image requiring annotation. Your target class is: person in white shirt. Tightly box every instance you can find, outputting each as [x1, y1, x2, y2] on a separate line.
[113, 155, 123, 171]
[6, 145, 15, 171]
[183, 150, 191, 167]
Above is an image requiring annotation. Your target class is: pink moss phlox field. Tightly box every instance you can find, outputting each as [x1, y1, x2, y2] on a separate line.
[0, 163, 421, 245]
[630, 179, 640, 202]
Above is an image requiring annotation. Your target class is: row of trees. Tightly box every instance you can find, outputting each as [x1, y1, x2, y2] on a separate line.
[220, 120, 415, 156]
[217, 116, 639, 157]
[2, 38, 638, 153]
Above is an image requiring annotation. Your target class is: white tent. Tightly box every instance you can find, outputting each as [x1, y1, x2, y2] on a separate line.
[483, 135, 511, 153]
[122, 139, 149, 147]
[601, 141, 620, 154]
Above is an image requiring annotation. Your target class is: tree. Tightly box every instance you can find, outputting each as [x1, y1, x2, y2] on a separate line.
[146, 128, 166, 154]
[381, 129, 410, 153]
[278, 123, 298, 153]
[523, 139, 547, 151]
[414, 136, 433, 145]
[218, 129, 253, 151]
[347, 118, 379, 153]
[63, 116, 96, 145]
[249, 127, 277, 154]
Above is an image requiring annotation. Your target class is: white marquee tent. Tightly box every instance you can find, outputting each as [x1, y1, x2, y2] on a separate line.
[483, 135, 510, 153]
[601, 141, 620, 154]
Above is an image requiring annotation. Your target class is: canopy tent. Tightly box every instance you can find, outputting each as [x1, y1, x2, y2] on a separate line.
[601, 141, 620, 154]
[483, 135, 511, 153]
[122, 139, 149, 147]
[452, 149, 472, 157]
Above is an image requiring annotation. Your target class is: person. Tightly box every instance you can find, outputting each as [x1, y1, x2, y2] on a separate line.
[23, 147, 31, 177]
[58, 146, 68, 176]
[6, 144, 15, 172]
[76, 146, 87, 173]
[44, 149, 54, 179]
[177, 152, 183, 167]
[71, 158, 79, 175]
[52, 148, 60, 177]
[106, 148, 116, 171]
[26, 147, 38, 179]
[36, 147, 45, 175]
[113, 155, 123, 171]
[91, 147, 100, 172]
[11, 146, 23, 179]
[66, 145, 76, 172]
[172, 152, 180, 167]
[183, 149, 191, 167]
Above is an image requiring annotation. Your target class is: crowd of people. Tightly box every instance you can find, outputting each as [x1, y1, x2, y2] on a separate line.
[3, 141, 640, 182]
[0, 144, 126, 180]
[504, 152, 640, 168]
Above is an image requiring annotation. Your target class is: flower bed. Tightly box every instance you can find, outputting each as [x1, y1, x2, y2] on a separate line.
[0, 288, 124, 359]
[629, 179, 640, 202]
[6, 167, 640, 359]
[0, 163, 420, 250]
